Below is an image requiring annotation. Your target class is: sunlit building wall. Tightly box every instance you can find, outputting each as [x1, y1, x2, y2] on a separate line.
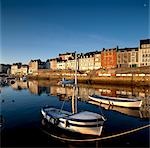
[139, 39, 150, 67]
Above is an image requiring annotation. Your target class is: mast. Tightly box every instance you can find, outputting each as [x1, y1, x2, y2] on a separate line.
[75, 51, 77, 86]
[72, 51, 77, 114]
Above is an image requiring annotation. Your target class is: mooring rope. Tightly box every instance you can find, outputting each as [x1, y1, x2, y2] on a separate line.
[41, 124, 150, 142]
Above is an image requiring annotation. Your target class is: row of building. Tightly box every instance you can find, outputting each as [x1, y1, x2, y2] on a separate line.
[1, 39, 150, 76]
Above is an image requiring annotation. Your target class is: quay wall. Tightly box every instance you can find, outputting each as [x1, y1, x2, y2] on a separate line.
[27, 69, 150, 86]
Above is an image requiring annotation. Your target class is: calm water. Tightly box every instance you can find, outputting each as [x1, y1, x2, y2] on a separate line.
[1, 80, 150, 147]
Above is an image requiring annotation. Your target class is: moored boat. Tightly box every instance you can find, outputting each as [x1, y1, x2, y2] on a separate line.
[88, 95, 142, 108]
[41, 106, 106, 136]
[41, 52, 106, 136]
[58, 78, 74, 85]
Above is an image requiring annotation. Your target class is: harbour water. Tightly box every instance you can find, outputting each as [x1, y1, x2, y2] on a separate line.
[1, 80, 150, 147]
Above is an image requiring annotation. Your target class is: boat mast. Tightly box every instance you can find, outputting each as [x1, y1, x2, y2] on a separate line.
[72, 51, 78, 114]
[75, 51, 77, 86]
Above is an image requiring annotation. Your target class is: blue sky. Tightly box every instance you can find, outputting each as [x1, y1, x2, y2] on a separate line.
[1, 0, 149, 64]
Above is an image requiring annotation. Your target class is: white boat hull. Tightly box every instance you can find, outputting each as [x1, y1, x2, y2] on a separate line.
[89, 95, 142, 108]
[41, 107, 105, 136]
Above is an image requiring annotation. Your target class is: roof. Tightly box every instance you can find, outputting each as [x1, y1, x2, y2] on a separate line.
[102, 48, 117, 52]
[140, 39, 150, 45]
[118, 47, 138, 52]
[59, 52, 75, 56]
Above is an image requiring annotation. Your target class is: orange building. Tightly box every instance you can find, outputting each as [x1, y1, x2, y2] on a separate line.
[101, 48, 117, 69]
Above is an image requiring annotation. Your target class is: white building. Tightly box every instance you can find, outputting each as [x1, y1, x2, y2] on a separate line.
[139, 39, 150, 66]
[57, 60, 66, 70]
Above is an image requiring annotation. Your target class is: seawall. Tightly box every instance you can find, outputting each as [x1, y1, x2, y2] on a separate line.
[27, 70, 150, 86]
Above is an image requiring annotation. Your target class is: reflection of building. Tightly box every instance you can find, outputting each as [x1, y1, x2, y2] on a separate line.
[10, 82, 19, 90]
[28, 81, 50, 95]
[50, 85, 73, 99]
[10, 81, 28, 90]
[50, 85, 58, 96]
[28, 81, 39, 94]
[17, 81, 28, 89]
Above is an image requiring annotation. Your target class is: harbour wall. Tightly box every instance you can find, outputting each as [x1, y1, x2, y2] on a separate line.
[27, 69, 150, 86]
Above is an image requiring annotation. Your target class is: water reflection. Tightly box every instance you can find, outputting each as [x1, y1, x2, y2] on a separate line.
[9, 80, 150, 118]
[1, 80, 149, 147]
[41, 118, 102, 147]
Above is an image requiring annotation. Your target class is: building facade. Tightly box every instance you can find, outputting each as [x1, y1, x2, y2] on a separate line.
[20, 65, 28, 75]
[117, 47, 139, 68]
[28, 59, 47, 74]
[11, 63, 22, 75]
[0, 64, 11, 74]
[94, 51, 101, 69]
[57, 60, 67, 70]
[66, 59, 76, 70]
[139, 39, 150, 66]
[78, 52, 95, 71]
[50, 58, 58, 70]
[101, 48, 117, 69]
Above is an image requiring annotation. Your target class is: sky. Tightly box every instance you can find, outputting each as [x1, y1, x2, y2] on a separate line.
[1, 0, 149, 64]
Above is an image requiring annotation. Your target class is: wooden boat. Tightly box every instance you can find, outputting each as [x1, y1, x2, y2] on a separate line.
[88, 95, 142, 108]
[41, 53, 106, 136]
[41, 107, 105, 136]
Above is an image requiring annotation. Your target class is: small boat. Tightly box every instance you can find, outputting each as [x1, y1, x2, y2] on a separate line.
[41, 52, 106, 136]
[88, 95, 142, 108]
[41, 107, 106, 136]
[58, 78, 74, 85]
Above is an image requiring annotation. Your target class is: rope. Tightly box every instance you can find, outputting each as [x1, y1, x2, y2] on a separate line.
[41, 124, 150, 142]
[60, 100, 65, 112]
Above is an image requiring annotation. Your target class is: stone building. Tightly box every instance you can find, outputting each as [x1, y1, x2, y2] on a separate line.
[139, 39, 150, 66]
[28, 59, 47, 74]
[101, 48, 117, 69]
[78, 52, 95, 71]
[50, 58, 58, 70]
[57, 60, 67, 70]
[94, 51, 101, 69]
[66, 59, 76, 70]
[0, 64, 11, 74]
[20, 65, 28, 75]
[11, 63, 28, 75]
[11, 63, 22, 75]
[117, 47, 139, 68]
